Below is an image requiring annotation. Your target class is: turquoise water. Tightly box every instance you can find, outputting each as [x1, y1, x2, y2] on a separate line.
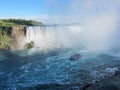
[0, 48, 120, 89]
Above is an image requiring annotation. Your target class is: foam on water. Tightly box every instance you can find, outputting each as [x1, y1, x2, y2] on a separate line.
[0, 48, 120, 89]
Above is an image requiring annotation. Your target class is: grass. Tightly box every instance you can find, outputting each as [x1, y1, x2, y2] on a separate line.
[0, 21, 16, 27]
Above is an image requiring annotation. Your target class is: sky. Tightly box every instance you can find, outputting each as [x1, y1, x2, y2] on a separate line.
[0, 0, 68, 14]
[0, 0, 71, 21]
[0, 0, 120, 23]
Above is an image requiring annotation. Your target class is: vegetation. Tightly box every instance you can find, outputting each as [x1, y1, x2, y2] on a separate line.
[0, 19, 42, 50]
[0, 21, 16, 27]
[0, 19, 42, 26]
[0, 30, 11, 49]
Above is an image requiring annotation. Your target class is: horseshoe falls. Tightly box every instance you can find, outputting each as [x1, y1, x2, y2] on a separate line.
[26, 25, 83, 50]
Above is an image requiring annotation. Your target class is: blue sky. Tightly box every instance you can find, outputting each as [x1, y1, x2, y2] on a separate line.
[0, 0, 48, 17]
[0, 0, 71, 18]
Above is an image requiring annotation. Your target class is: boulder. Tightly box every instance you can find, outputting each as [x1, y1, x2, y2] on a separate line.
[24, 41, 34, 49]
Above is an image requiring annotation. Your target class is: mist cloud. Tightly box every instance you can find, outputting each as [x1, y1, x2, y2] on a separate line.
[43, 0, 120, 50]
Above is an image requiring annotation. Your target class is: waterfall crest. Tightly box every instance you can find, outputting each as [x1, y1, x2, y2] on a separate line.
[26, 25, 81, 49]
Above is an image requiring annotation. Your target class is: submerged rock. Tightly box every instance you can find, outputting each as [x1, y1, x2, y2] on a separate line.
[69, 54, 81, 61]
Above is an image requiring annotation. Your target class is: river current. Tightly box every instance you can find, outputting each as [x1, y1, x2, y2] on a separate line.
[0, 48, 120, 89]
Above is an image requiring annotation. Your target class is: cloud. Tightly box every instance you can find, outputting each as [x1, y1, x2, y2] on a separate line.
[35, 0, 119, 24]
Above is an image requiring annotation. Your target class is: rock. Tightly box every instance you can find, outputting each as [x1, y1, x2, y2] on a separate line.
[86, 83, 119, 90]
[69, 54, 81, 61]
[98, 84, 118, 90]
[86, 73, 120, 90]
[12, 26, 26, 38]
[81, 83, 92, 90]
[24, 41, 34, 49]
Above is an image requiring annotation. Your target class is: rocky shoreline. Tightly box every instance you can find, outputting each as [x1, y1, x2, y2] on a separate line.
[85, 68, 120, 90]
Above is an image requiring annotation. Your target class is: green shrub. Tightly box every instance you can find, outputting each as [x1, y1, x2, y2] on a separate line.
[0, 30, 11, 49]
[1, 19, 42, 26]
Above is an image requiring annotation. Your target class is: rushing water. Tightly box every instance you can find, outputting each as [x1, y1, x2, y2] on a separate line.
[0, 48, 120, 89]
[26, 25, 82, 50]
[0, 25, 120, 89]
[25, 25, 117, 51]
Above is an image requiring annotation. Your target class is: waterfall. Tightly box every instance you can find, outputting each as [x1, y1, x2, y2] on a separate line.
[25, 24, 117, 51]
[26, 25, 81, 49]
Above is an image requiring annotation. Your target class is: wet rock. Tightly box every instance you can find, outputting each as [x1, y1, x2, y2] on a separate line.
[86, 83, 118, 90]
[86, 72, 120, 90]
[98, 84, 118, 90]
[17, 83, 82, 90]
[81, 83, 92, 90]
[24, 41, 34, 49]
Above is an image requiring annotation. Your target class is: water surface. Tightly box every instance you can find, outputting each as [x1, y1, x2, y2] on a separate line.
[0, 48, 120, 89]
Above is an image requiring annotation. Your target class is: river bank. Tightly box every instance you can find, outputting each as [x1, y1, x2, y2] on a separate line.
[85, 67, 120, 90]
